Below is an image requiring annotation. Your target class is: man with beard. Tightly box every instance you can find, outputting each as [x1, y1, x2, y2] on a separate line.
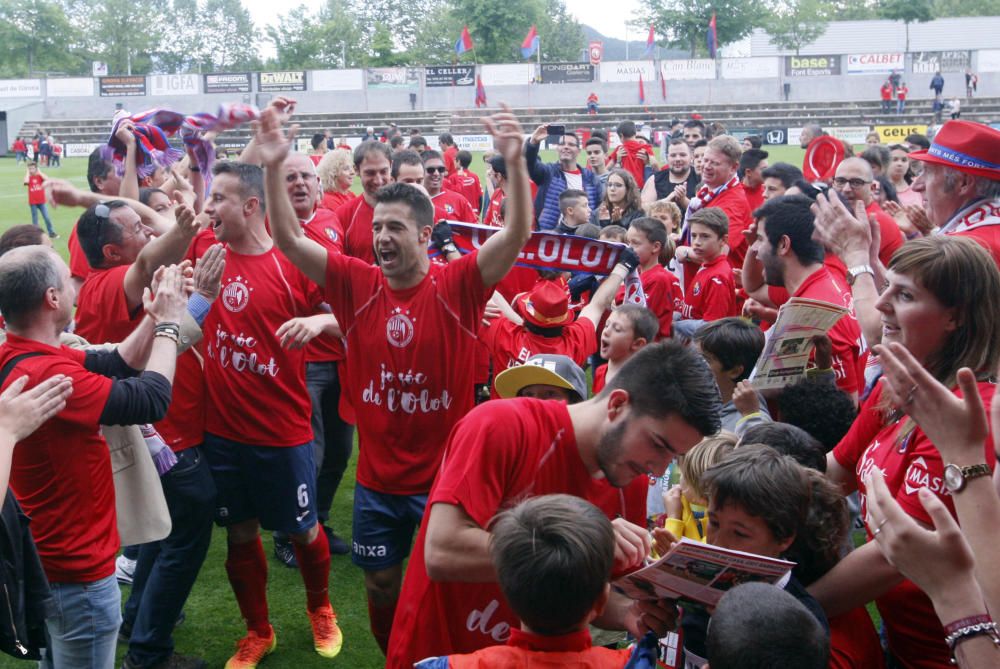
[643, 138, 699, 206]
[386, 341, 722, 667]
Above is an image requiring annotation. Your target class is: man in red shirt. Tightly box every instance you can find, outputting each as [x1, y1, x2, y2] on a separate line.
[483, 154, 508, 227]
[261, 105, 534, 654]
[198, 160, 344, 667]
[739, 148, 769, 212]
[387, 341, 723, 667]
[832, 157, 905, 267]
[423, 150, 479, 223]
[0, 247, 186, 669]
[444, 150, 483, 212]
[750, 195, 863, 399]
[340, 141, 392, 264]
[439, 133, 459, 176]
[880, 80, 893, 114]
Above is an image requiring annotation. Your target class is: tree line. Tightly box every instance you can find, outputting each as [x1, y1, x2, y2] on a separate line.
[0, 0, 990, 78]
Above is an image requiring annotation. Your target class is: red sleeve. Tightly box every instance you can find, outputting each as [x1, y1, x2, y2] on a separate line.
[832, 383, 885, 471]
[439, 252, 493, 332]
[876, 212, 905, 267]
[563, 317, 598, 366]
[68, 226, 91, 280]
[457, 196, 478, 224]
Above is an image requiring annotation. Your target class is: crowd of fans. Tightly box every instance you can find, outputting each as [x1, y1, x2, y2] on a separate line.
[0, 94, 999, 669]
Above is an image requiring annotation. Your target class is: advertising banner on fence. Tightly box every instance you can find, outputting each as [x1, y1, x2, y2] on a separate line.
[204, 73, 251, 94]
[847, 53, 903, 75]
[0, 79, 42, 97]
[762, 128, 788, 145]
[149, 73, 199, 96]
[366, 67, 420, 88]
[980, 50, 1000, 73]
[784, 55, 840, 77]
[599, 60, 656, 83]
[259, 71, 306, 92]
[64, 143, 105, 158]
[312, 69, 364, 91]
[721, 57, 779, 79]
[660, 59, 715, 80]
[480, 63, 535, 86]
[454, 134, 494, 151]
[827, 126, 874, 145]
[99, 76, 146, 96]
[912, 51, 971, 74]
[425, 65, 475, 87]
[539, 63, 594, 84]
[47, 78, 93, 97]
[876, 124, 928, 143]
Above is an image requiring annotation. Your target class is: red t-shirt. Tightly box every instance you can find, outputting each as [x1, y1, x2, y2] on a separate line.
[484, 188, 505, 228]
[68, 225, 91, 280]
[897, 86, 908, 100]
[829, 607, 886, 669]
[592, 363, 607, 394]
[618, 139, 654, 187]
[865, 201, 905, 267]
[438, 627, 633, 668]
[309, 154, 323, 166]
[710, 185, 754, 271]
[26, 173, 45, 205]
[2, 335, 116, 583]
[387, 398, 647, 668]
[339, 195, 377, 264]
[952, 223, 1000, 269]
[443, 145, 459, 176]
[742, 182, 764, 212]
[320, 190, 353, 213]
[302, 208, 346, 364]
[74, 265, 142, 345]
[833, 381, 996, 668]
[203, 247, 322, 447]
[623, 264, 681, 339]
[880, 84, 892, 101]
[792, 266, 863, 397]
[483, 317, 597, 373]
[444, 170, 483, 212]
[682, 254, 737, 321]
[324, 251, 491, 494]
[432, 189, 478, 224]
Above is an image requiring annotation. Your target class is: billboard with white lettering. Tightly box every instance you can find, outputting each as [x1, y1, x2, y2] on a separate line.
[912, 51, 971, 74]
[785, 55, 840, 77]
[0, 79, 42, 97]
[721, 57, 779, 80]
[204, 73, 251, 94]
[660, 59, 715, 80]
[425, 66, 475, 87]
[99, 76, 145, 96]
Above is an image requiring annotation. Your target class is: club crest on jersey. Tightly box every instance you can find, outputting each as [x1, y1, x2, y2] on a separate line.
[386, 307, 415, 348]
[325, 227, 339, 242]
[222, 276, 252, 313]
[692, 281, 702, 296]
[445, 204, 455, 214]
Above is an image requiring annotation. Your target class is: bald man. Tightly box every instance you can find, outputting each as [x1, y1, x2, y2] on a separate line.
[832, 157, 904, 267]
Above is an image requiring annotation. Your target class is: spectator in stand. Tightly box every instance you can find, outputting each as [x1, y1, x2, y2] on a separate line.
[675, 208, 738, 336]
[361, 126, 376, 142]
[610, 120, 655, 188]
[438, 133, 458, 175]
[930, 71, 945, 97]
[422, 150, 478, 223]
[586, 92, 599, 114]
[642, 138, 699, 207]
[896, 81, 909, 114]
[886, 144, 923, 208]
[443, 150, 483, 212]
[950, 97, 962, 120]
[761, 162, 804, 201]
[880, 80, 893, 114]
[526, 126, 600, 231]
[316, 149, 355, 212]
[799, 124, 824, 149]
[590, 169, 644, 229]
[739, 148, 769, 211]
[584, 137, 611, 196]
[682, 120, 706, 149]
[966, 68, 978, 97]
[23, 162, 57, 239]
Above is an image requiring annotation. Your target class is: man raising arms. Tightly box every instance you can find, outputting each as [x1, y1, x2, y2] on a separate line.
[261, 104, 533, 654]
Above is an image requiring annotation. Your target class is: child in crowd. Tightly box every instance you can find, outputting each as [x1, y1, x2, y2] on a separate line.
[593, 304, 658, 394]
[610, 120, 655, 187]
[645, 198, 682, 239]
[691, 317, 769, 432]
[23, 162, 57, 239]
[554, 188, 592, 235]
[415, 494, 656, 668]
[661, 432, 737, 542]
[622, 217, 682, 340]
[775, 377, 858, 452]
[738, 422, 826, 473]
[493, 354, 588, 404]
[597, 224, 626, 243]
[443, 150, 483, 212]
[675, 208, 737, 336]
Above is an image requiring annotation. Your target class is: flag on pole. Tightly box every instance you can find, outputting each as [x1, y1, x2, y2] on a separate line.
[475, 75, 487, 108]
[638, 73, 646, 105]
[521, 25, 539, 59]
[455, 26, 473, 55]
[643, 25, 655, 59]
[707, 13, 718, 59]
[661, 76, 667, 100]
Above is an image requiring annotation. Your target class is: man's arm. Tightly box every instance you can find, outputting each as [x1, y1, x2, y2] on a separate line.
[579, 249, 639, 325]
[807, 539, 904, 618]
[423, 502, 495, 583]
[239, 96, 296, 165]
[48, 180, 175, 236]
[640, 176, 658, 205]
[256, 108, 330, 288]
[116, 120, 140, 201]
[122, 203, 199, 312]
[475, 107, 533, 287]
[523, 125, 550, 186]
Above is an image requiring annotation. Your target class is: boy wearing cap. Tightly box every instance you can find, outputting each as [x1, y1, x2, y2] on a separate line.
[494, 354, 588, 403]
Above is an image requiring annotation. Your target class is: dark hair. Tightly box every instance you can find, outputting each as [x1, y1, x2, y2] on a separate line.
[904, 132, 930, 150]
[590, 129, 609, 142]
[311, 133, 325, 150]
[77, 200, 131, 268]
[559, 189, 587, 210]
[861, 145, 890, 173]
[739, 422, 826, 472]
[559, 132, 581, 148]
[683, 119, 706, 132]
[456, 150, 472, 169]
[438, 132, 454, 146]
[761, 162, 804, 189]
[693, 317, 764, 383]
[875, 175, 899, 204]
[789, 468, 849, 586]
[354, 139, 392, 169]
[389, 135, 404, 149]
[0, 246, 64, 329]
[391, 150, 424, 179]
[668, 137, 692, 151]
[707, 583, 829, 669]
[138, 187, 167, 207]
[629, 216, 667, 250]
[0, 225, 46, 257]
[617, 120, 637, 138]
[790, 179, 828, 201]
[585, 137, 607, 153]
[87, 148, 112, 193]
[575, 223, 601, 239]
[742, 134, 762, 149]
[753, 195, 825, 265]
[212, 161, 265, 209]
[490, 494, 614, 636]
[601, 341, 722, 436]
[489, 155, 507, 180]
[374, 182, 434, 229]
[421, 149, 443, 164]
[688, 207, 729, 239]
[739, 148, 769, 174]
[600, 168, 641, 216]
[615, 304, 659, 343]
[408, 136, 428, 150]
[693, 139, 708, 149]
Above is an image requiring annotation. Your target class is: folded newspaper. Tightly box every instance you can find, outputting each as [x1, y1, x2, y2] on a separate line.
[748, 297, 848, 390]
[613, 538, 794, 608]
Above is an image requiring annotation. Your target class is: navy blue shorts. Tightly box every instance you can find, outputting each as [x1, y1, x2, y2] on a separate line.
[351, 483, 428, 571]
[203, 433, 317, 535]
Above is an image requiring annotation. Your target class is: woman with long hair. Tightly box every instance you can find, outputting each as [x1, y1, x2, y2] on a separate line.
[886, 144, 923, 207]
[316, 148, 355, 212]
[590, 168, 643, 229]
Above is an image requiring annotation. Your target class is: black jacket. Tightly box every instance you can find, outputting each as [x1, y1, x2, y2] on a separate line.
[0, 493, 53, 660]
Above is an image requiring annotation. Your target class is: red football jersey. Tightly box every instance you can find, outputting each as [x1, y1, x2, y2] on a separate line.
[74, 265, 143, 345]
[320, 190, 353, 213]
[682, 254, 737, 322]
[431, 189, 478, 224]
[483, 187, 505, 228]
[301, 208, 346, 364]
[338, 195, 377, 264]
[444, 170, 483, 212]
[68, 225, 91, 280]
[616, 264, 681, 340]
[865, 201, 905, 267]
[27, 173, 46, 205]
[483, 317, 596, 372]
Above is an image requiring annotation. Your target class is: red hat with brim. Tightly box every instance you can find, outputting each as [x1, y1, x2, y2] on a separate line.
[909, 120, 1000, 179]
[803, 135, 845, 183]
[514, 280, 574, 328]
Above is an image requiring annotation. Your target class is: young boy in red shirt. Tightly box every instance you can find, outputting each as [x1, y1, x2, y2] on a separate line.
[593, 304, 658, 394]
[621, 217, 681, 339]
[443, 150, 483, 212]
[23, 162, 57, 238]
[611, 120, 654, 188]
[675, 208, 737, 337]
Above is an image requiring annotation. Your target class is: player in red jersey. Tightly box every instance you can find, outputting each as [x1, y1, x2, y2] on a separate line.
[386, 341, 722, 667]
[261, 104, 534, 654]
[339, 141, 392, 264]
[439, 133, 459, 176]
[739, 148, 769, 212]
[423, 150, 479, 224]
[444, 150, 484, 212]
[199, 160, 344, 667]
[483, 154, 508, 227]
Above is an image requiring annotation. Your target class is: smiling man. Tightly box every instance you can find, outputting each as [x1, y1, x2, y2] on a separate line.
[340, 141, 393, 264]
[526, 125, 601, 231]
[421, 150, 478, 223]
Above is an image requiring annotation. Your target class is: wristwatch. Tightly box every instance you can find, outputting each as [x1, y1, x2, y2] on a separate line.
[943, 463, 992, 493]
[846, 264, 875, 286]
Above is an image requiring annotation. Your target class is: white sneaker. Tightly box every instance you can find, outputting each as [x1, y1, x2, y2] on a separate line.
[115, 555, 136, 585]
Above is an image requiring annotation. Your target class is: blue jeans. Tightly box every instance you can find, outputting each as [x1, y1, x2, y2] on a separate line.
[897, 99, 906, 114]
[122, 447, 216, 667]
[41, 574, 120, 669]
[30, 203, 55, 236]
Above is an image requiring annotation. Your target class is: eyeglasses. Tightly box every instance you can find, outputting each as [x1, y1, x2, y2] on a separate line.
[425, 166, 447, 174]
[833, 177, 872, 188]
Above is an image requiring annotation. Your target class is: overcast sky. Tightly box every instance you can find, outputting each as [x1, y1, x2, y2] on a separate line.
[242, 0, 641, 57]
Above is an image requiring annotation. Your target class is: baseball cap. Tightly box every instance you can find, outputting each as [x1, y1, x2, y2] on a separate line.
[494, 354, 588, 403]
